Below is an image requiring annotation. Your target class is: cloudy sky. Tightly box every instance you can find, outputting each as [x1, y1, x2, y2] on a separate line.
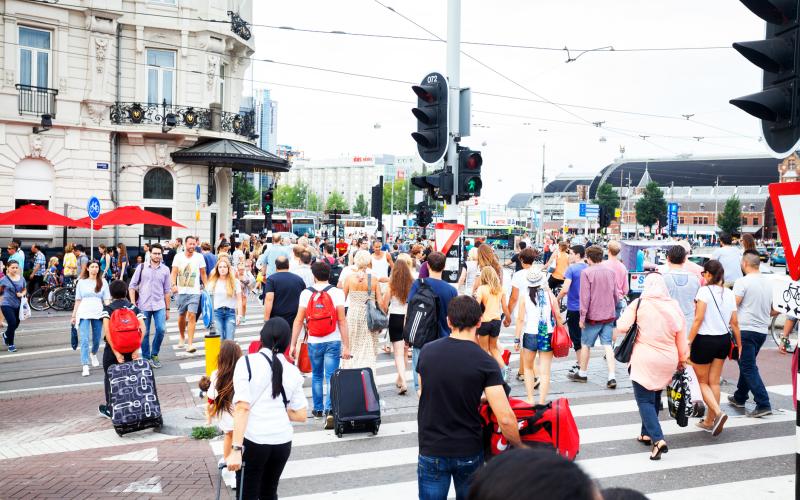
[248, 0, 768, 203]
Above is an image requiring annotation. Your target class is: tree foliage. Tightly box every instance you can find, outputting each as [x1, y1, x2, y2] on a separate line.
[382, 178, 413, 214]
[634, 182, 667, 231]
[353, 193, 369, 216]
[325, 191, 349, 212]
[717, 195, 742, 235]
[593, 182, 621, 229]
[233, 175, 259, 205]
[274, 181, 321, 211]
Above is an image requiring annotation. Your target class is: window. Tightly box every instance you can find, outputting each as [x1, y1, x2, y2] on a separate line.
[143, 168, 174, 199]
[703, 217, 709, 225]
[741, 217, 748, 226]
[19, 27, 51, 88]
[218, 63, 226, 106]
[143, 207, 173, 239]
[146, 49, 176, 105]
[678, 216, 685, 224]
[753, 217, 759, 226]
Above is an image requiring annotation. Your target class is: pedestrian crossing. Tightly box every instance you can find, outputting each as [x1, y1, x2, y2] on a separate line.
[160, 312, 795, 498]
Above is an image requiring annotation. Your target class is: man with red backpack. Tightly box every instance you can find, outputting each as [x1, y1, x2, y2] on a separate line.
[291, 261, 351, 429]
[99, 279, 145, 418]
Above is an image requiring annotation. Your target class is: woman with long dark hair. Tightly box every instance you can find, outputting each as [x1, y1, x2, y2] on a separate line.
[207, 341, 243, 471]
[116, 243, 129, 281]
[227, 318, 308, 499]
[71, 261, 110, 376]
[379, 256, 414, 394]
[689, 260, 742, 437]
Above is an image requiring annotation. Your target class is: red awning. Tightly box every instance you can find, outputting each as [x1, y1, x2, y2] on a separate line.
[75, 206, 187, 230]
[0, 204, 86, 227]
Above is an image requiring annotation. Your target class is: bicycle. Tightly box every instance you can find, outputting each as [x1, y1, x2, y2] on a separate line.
[29, 282, 57, 311]
[49, 281, 76, 311]
[770, 314, 798, 353]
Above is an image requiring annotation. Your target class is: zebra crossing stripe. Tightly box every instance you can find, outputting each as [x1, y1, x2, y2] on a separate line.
[282, 480, 436, 500]
[646, 474, 793, 499]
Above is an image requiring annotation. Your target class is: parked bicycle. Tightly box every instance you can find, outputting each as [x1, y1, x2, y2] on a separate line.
[28, 282, 57, 311]
[49, 281, 76, 311]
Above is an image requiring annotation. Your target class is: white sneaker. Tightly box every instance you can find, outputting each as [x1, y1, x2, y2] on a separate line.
[82, 365, 90, 377]
[90, 354, 100, 367]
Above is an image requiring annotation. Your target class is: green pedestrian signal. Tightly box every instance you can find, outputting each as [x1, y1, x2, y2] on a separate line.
[457, 149, 483, 201]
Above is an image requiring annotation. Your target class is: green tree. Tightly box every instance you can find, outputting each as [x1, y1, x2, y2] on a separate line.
[717, 195, 742, 235]
[353, 193, 369, 216]
[307, 192, 322, 212]
[634, 181, 667, 232]
[233, 175, 259, 205]
[593, 182, 620, 228]
[325, 191, 349, 212]
[382, 178, 411, 214]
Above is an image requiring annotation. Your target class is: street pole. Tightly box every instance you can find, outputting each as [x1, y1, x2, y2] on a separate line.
[390, 178, 394, 237]
[405, 177, 410, 238]
[444, 0, 460, 222]
[539, 143, 546, 244]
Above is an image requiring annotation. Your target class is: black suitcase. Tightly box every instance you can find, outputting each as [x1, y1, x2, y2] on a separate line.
[108, 359, 163, 436]
[330, 367, 381, 438]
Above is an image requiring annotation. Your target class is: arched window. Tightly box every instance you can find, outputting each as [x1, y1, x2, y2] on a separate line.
[143, 167, 174, 199]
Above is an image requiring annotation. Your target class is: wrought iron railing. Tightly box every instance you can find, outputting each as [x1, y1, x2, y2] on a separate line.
[16, 84, 58, 117]
[109, 102, 255, 138]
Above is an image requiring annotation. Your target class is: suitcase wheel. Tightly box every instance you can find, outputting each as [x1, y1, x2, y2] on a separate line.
[335, 424, 343, 438]
[153, 417, 163, 432]
[371, 422, 380, 435]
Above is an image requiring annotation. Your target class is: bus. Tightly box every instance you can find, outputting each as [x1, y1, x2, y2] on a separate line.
[286, 210, 317, 237]
[236, 212, 315, 237]
[464, 224, 527, 240]
[339, 216, 379, 238]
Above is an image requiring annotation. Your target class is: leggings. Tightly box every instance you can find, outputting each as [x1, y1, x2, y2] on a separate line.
[237, 439, 292, 500]
[1, 305, 20, 346]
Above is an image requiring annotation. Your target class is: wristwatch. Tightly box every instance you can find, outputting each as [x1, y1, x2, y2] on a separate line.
[232, 444, 243, 453]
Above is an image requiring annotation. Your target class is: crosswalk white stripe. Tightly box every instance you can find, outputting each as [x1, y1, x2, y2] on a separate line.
[0, 429, 177, 460]
[179, 360, 206, 370]
[646, 475, 794, 500]
[581, 436, 793, 478]
[766, 384, 793, 396]
[282, 480, 442, 500]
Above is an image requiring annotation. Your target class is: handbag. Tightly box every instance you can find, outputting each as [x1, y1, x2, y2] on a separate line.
[70, 325, 78, 350]
[365, 274, 389, 332]
[708, 287, 738, 361]
[296, 342, 312, 374]
[668, 369, 689, 427]
[613, 298, 640, 363]
[548, 292, 571, 358]
[19, 297, 31, 321]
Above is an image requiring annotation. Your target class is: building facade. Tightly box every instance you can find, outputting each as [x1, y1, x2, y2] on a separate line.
[0, 0, 279, 248]
[259, 88, 277, 155]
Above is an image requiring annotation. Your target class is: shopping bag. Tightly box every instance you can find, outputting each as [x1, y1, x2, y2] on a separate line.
[667, 369, 689, 427]
[19, 298, 31, 321]
[70, 325, 78, 350]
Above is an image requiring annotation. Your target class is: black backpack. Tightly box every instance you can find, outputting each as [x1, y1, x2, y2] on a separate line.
[327, 258, 343, 287]
[403, 279, 440, 349]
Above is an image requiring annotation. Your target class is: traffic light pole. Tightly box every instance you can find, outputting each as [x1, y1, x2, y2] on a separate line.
[444, 0, 460, 221]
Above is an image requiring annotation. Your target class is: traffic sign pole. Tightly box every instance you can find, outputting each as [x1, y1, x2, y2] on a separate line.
[87, 196, 101, 261]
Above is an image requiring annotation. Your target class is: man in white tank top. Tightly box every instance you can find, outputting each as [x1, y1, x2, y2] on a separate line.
[371, 240, 393, 282]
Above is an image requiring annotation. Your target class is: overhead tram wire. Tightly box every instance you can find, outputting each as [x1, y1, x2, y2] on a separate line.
[1, 13, 757, 142]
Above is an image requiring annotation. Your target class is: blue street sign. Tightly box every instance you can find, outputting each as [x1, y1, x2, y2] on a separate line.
[87, 196, 101, 220]
[196, 184, 201, 201]
[579, 203, 586, 217]
[667, 202, 679, 233]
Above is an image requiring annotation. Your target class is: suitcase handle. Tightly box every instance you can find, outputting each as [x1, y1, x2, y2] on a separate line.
[216, 461, 245, 500]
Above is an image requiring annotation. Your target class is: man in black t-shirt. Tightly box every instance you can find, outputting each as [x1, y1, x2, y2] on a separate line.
[506, 240, 527, 273]
[263, 256, 306, 326]
[416, 295, 523, 499]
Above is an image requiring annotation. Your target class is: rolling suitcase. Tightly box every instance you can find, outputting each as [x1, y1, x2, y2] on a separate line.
[330, 367, 381, 438]
[108, 358, 163, 436]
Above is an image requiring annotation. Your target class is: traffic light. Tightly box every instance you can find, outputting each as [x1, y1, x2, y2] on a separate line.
[411, 170, 453, 201]
[598, 206, 612, 229]
[234, 199, 244, 221]
[457, 148, 482, 200]
[411, 72, 449, 164]
[416, 201, 433, 228]
[262, 189, 274, 215]
[730, 0, 800, 155]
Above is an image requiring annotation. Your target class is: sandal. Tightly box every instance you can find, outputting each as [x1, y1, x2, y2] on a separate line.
[695, 420, 713, 432]
[398, 385, 408, 395]
[650, 440, 668, 461]
[516, 372, 525, 382]
[533, 377, 541, 390]
[636, 435, 652, 446]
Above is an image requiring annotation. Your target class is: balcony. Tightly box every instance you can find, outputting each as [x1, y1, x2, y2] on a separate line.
[109, 101, 256, 139]
[15, 84, 58, 118]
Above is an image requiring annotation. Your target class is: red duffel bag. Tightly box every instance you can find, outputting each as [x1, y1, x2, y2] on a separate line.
[480, 396, 579, 460]
[248, 340, 312, 374]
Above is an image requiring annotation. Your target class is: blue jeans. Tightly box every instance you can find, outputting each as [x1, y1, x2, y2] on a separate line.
[141, 309, 166, 359]
[412, 347, 421, 391]
[213, 307, 237, 341]
[79, 318, 102, 366]
[307, 341, 341, 411]
[733, 330, 771, 409]
[632, 380, 664, 442]
[417, 452, 483, 500]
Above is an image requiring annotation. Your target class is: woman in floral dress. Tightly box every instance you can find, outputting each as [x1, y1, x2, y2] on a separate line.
[342, 250, 381, 373]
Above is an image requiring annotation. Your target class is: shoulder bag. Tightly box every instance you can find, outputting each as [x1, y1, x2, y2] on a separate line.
[548, 291, 571, 358]
[613, 298, 641, 363]
[708, 287, 739, 361]
[365, 274, 389, 332]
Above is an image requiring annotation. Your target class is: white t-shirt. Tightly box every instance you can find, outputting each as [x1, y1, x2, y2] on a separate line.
[695, 285, 737, 336]
[207, 370, 234, 432]
[209, 278, 241, 310]
[523, 288, 554, 335]
[371, 253, 390, 279]
[291, 265, 315, 288]
[732, 273, 773, 334]
[299, 283, 345, 344]
[232, 350, 307, 445]
[511, 269, 528, 292]
[172, 252, 206, 295]
[232, 249, 245, 268]
[75, 278, 111, 319]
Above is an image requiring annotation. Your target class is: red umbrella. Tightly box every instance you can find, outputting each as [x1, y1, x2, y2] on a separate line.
[0, 204, 86, 227]
[75, 205, 187, 230]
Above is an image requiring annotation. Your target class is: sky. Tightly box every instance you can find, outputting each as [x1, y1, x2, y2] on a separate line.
[248, 0, 769, 204]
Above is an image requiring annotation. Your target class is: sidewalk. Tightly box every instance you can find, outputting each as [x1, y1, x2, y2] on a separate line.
[0, 382, 222, 499]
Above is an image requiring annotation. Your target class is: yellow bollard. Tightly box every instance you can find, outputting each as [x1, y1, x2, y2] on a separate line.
[205, 333, 221, 377]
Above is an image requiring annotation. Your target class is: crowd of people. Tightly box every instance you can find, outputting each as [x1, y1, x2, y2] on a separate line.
[0, 228, 784, 499]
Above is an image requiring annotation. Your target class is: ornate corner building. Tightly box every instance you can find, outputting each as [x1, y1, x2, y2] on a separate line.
[0, 0, 287, 247]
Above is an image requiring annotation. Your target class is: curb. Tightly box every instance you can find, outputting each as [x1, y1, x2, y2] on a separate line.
[159, 406, 208, 436]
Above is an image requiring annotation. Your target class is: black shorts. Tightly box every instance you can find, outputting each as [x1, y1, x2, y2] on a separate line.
[548, 276, 564, 291]
[388, 314, 405, 343]
[690, 334, 730, 364]
[566, 310, 581, 352]
[477, 319, 502, 337]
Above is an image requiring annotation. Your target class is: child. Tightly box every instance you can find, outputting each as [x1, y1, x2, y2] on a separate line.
[237, 261, 255, 324]
[207, 341, 242, 484]
[45, 257, 60, 287]
[99, 279, 145, 419]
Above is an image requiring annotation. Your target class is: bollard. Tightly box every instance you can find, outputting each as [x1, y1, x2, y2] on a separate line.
[205, 332, 221, 377]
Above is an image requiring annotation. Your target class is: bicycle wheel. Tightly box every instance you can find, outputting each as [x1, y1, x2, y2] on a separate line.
[770, 315, 797, 353]
[29, 287, 50, 311]
[50, 287, 73, 311]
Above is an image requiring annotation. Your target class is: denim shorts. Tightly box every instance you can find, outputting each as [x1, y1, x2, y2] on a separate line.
[581, 321, 613, 347]
[176, 293, 201, 315]
[522, 331, 552, 352]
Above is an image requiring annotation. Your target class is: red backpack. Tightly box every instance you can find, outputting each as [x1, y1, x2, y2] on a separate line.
[481, 397, 579, 460]
[305, 286, 337, 337]
[109, 307, 141, 354]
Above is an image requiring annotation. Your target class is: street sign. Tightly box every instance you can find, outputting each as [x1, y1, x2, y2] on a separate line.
[579, 203, 586, 217]
[614, 208, 621, 218]
[96, 162, 109, 170]
[434, 222, 464, 255]
[629, 272, 647, 294]
[769, 182, 800, 280]
[87, 196, 101, 220]
[195, 183, 201, 201]
[773, 279, 800, 317]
